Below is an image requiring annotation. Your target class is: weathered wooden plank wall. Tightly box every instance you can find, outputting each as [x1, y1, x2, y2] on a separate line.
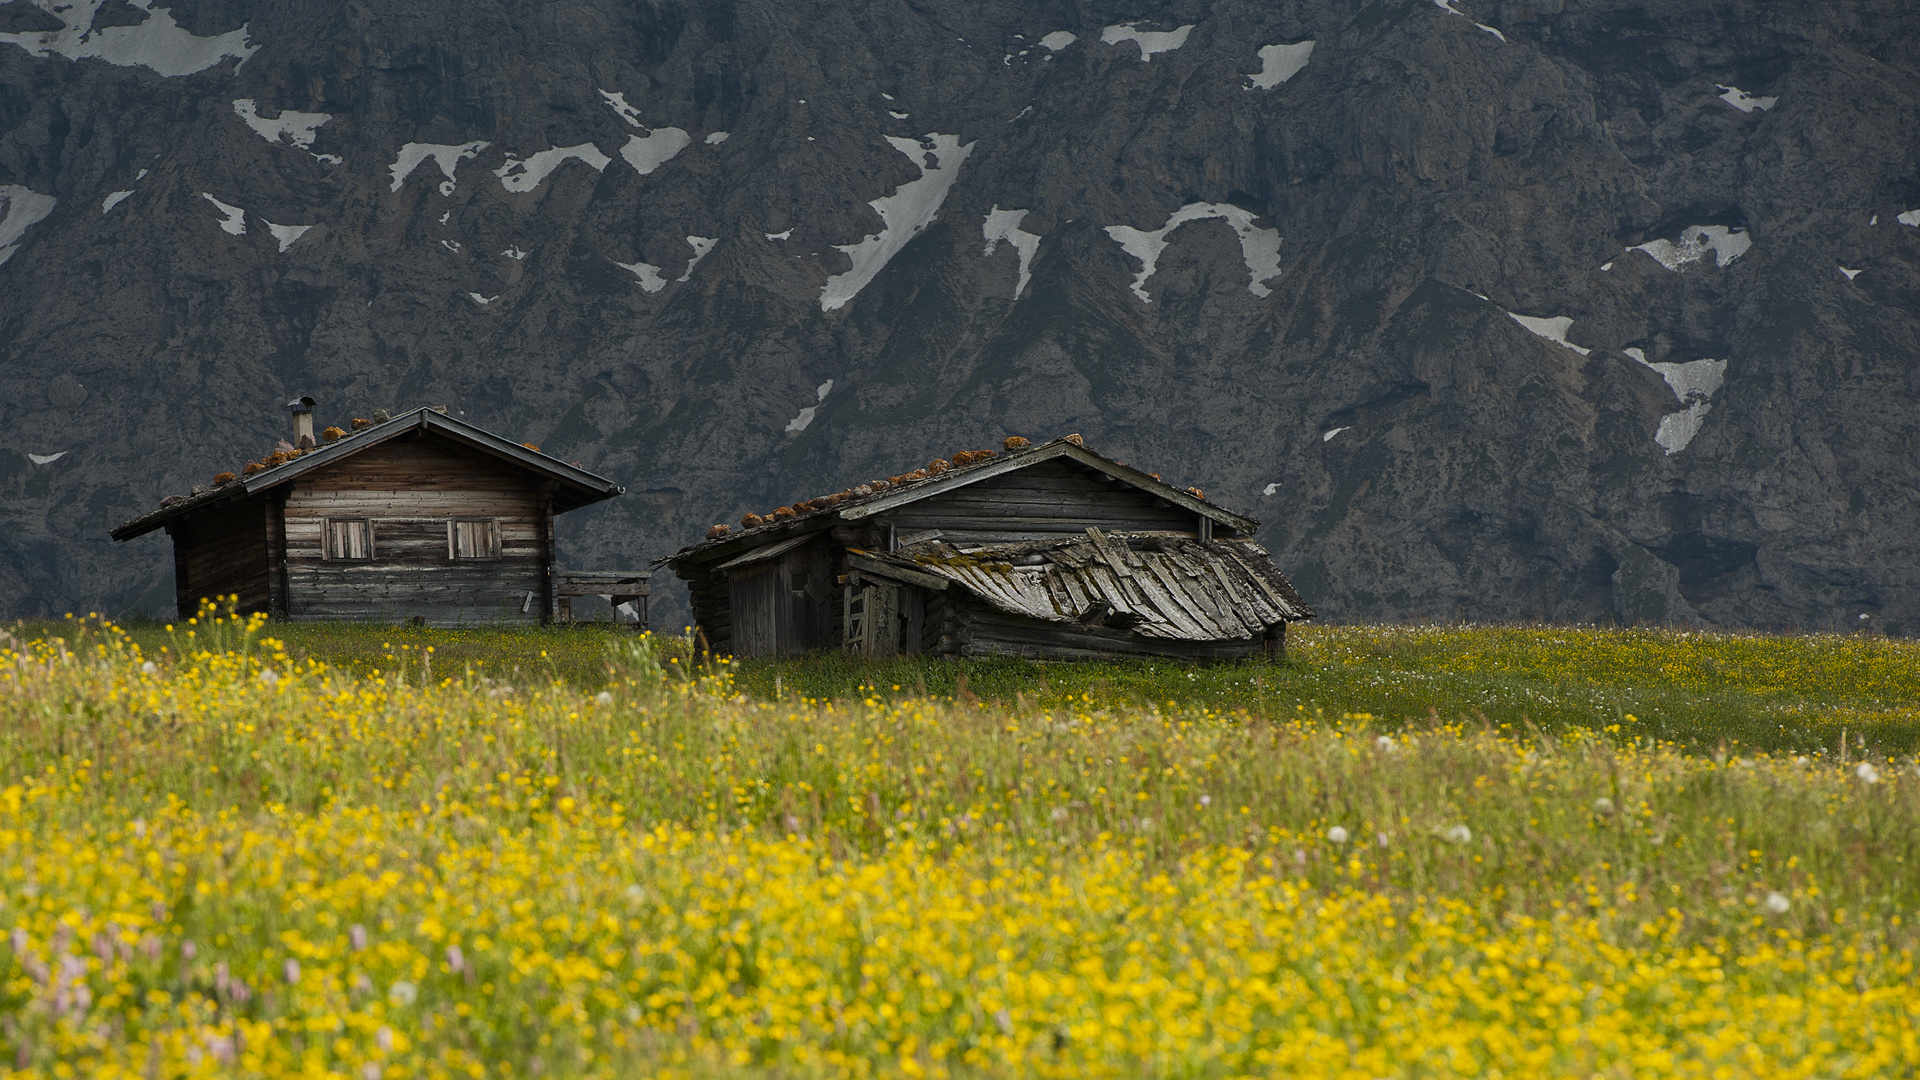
[882, 461, 1200, 543]
[723, 536, 837, 657]
[281, 438, 547, 624]
[946, 599, 1258, 662]
[170, 496, 272, 616]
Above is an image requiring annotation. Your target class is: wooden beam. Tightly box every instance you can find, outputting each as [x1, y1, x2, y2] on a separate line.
[846, 551, 950, 591]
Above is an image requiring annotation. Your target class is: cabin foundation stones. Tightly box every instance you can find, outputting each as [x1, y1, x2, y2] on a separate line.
[665, 436, 1312, 661]
[112, 399, 647, 626]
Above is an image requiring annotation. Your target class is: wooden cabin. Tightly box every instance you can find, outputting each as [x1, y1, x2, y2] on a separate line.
[111, 406, 644, 625]
[664, 436, 1313, 661]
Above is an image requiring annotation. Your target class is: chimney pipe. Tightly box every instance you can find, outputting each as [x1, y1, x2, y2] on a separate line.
[288, 396, 317, 448]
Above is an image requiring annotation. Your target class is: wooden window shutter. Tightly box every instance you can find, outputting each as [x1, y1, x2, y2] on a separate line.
[324, 518, 371, 561]
[451, 518, 499, 560]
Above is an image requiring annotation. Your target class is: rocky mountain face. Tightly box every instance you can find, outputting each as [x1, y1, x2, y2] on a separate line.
[2, 0, 1918, 634]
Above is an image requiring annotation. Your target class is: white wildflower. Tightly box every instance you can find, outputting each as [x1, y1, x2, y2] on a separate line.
[1593, 796, 1614, 815]
[257, 667, 278, 687]
[1376, 831, 1390, 848]
[388, 980, 417, 1007]
[1857, 762, 1881, 784]
[141, 661, 157, 675]
[1198, 794, 1211, 808]
[1050, 806, 1069, 823]
[1326, 825, 1349, 844]
[1444, 824, 1472, 844]
[595, 691, 613, 706]
[1764, 892, 1790, 914]
[1374, 735, 1396, 753]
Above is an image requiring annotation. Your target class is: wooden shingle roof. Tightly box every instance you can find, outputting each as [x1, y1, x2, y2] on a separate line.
[851, 530, 1312, 641]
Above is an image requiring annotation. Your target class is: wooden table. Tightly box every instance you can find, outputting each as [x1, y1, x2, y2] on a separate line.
[554, 570, 651, 628]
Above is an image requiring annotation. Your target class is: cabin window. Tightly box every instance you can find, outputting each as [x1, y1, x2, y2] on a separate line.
[450, 518, 500, 560]
[789, 570, 810, 593]
[324, 518, 372, 561]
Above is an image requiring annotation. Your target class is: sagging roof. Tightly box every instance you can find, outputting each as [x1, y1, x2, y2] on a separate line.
[665, 436, 1259, 569]
[849, 530, 1314, 641]
[112, 407, 623, 541]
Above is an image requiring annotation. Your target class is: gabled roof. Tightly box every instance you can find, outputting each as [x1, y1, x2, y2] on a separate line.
[112, 408, 623, 541]
[665, 436, 1259, 569]
[850, 530, 1313, 638]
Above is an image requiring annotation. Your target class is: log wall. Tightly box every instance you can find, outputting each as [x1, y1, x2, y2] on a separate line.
[281, 436, 548, 624]
[880, 459, 1202, 544]
[170, 496, 272, 617]
[724, 535, 836, 657]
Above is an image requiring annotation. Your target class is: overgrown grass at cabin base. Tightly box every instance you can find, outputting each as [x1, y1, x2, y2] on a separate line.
[1, 609, 1916, 1077]
[66, 614, 1920, 755]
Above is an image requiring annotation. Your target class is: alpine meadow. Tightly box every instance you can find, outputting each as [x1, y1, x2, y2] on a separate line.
[2, 608, 1916, 1078]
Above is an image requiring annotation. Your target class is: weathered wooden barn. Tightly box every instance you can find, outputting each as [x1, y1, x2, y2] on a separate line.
[111, 406, 645, 625]
[664, 436, 1313, 661]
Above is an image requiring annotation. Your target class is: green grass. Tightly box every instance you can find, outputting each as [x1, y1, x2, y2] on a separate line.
[58, 616, 649, 689]
[733, 625, 1920, 756]
[17, 617, 1920, 756]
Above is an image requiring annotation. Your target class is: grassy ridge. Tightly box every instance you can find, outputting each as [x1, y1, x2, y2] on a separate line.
[0, 611, 1917, 1077]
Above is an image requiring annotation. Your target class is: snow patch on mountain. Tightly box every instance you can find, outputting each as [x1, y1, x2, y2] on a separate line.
[1716, 85, 1777, 113]
[1430, 0, 1505, 40]
[233, 100, 333, 161]
[1101, 23, 1192, 61]
[786, 380, 836, 434]
[982, 206, 1040, 299]
[1504, 311, 1589, 356]
[1103, 202, 1282, 303]
[678, 236, 717, 281]
[1627, 347, 1727, 454]
[389, 142, 489, 195]
[0, 0, 256, 77]
[1629, 225, 1751, 270]
[496, 144, 611, 193]
[0, 185, 56, 266]
[599, 90, 645, 127]
[820, 133, 976, 312]
[102, 190, 134, 214]
[619, 129, 691, 175]
[201, 193, 246, 236]
[28, 451, 66, 465]
[1896, 210, 1920, 228]
[1247, 41, 1313, 89]
[704, 131, 729, 145]
[614, 259, 668, 293]
[265, 222, 313, 252]
[1039, 31, 1076, 51]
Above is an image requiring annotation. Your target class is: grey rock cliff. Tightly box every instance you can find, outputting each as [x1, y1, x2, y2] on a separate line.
[2, 0, 1917, 634]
